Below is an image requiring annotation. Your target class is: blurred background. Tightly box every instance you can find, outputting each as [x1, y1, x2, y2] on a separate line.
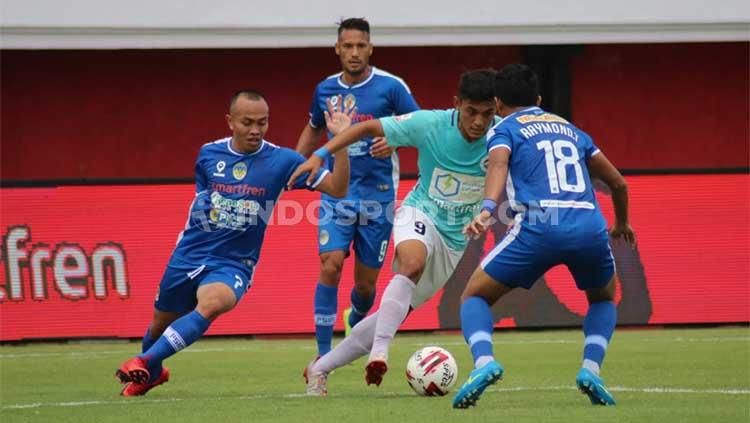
[1, 0, 748, 340]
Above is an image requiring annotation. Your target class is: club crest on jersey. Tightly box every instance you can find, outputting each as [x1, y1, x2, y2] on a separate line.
[232, 162, 247, 180]
[344, 93, 356, 111]
[214, 160, 226, 177]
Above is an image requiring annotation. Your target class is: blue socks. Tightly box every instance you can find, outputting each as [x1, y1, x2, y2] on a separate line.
[314, 282, 338, 355]
[140, 311, 211, 382]
[461, 296, 495, 368]
[582, 301, 617, 374]
[348, 288, 375, 328]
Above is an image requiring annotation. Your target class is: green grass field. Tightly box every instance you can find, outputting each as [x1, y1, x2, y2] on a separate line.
[1, 327, 748, 423]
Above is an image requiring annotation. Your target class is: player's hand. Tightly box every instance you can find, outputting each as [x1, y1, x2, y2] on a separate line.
[370, 137, 393, 159]
[287, 155, 324, 190]
[324, 95, 357, 136]
[610, 222, 636, 247]
[463, 210, 493, 240]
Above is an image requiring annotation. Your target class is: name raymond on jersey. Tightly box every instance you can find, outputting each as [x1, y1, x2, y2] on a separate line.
[518, 121, 579, 142]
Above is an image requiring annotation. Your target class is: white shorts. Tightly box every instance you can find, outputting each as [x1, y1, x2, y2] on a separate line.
[392, 206, 465, 308]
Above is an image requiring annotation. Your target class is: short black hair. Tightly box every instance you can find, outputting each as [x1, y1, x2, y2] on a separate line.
[494, 64, 539, 107]
[457, 69, 497, 102]
[230, 89, 266, 110]
[338, 18, 370, 37]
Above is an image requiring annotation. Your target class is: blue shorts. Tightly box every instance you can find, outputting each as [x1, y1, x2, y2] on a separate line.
[318, 198, 393, 269]
[481, 220, 615, 290]
[154, 257, 254, 313]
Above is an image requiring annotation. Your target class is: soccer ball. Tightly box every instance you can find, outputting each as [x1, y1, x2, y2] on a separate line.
[405, 346, 458, 396]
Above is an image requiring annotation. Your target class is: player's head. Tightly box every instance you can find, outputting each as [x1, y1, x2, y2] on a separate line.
[454, 69, 498, 141]
[226, 89, 269, 154]
[335, 18, 372, 77]
[494, 63, 542, 117]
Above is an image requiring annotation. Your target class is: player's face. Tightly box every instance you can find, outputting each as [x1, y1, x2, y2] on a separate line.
[226, 96, 269, 154]
[335, 29, 372, 76]
[454, 98, 497, 141]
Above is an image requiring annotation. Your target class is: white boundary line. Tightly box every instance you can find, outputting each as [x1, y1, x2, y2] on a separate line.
[2, 386, 748, 410]
[1, 336, 747, 359]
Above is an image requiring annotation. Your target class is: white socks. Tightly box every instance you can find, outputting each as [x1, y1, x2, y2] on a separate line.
[369, 274, 415, 362]
[313, 312, 377, 374]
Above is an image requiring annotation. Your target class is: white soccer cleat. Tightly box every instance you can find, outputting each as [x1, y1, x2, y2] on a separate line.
[304, 358, 329, 396]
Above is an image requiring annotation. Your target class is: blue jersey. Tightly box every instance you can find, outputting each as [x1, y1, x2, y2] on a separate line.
[486, 107, 607, 234]
[171, 137, 326, 269]
[309, 66, 419, 203]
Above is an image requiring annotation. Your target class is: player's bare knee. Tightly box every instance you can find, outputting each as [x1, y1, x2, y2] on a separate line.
[585, 277, 616, 303]
[196, 286, 237, 320]
[353, 278, 377, 297]
[396, 256, 425, 282]
[319, 253, 344, 285]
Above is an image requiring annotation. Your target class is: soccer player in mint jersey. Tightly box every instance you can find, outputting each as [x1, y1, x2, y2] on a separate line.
[295, 17, 419, 358]
[114, 90, 352, 396]
[452, 64, 636, 409]
[289, 70, 498, 395]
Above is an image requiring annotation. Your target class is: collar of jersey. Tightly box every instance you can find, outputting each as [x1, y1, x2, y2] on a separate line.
[337, 66, 377, 89]
[226, 139, 266, 157]
[505, 106, 542, 120]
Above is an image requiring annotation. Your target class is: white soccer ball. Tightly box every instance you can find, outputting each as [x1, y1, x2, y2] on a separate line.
[405, 346, 458, 396]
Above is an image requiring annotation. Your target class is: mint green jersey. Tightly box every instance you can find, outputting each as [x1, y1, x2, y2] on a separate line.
[381, 109, 498, 250]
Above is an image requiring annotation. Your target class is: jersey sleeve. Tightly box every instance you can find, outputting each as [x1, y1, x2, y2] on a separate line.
[486, 123, 513, 153]
[390, 80, 420, 115]
[583, 133, 601, 160]
[308, 85, 325, 129]
[285, 150, 330, 191]
[380, 110, 436, 148]
[194, 152, 209, 193]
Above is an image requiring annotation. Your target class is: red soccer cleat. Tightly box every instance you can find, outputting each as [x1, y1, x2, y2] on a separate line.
[365, 358, 388, 386]
[115, 356, 151, 385]
[120, 367, 170, 397]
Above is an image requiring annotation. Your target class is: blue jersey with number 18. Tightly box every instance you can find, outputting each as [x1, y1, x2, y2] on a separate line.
[486, 106, 607, 234]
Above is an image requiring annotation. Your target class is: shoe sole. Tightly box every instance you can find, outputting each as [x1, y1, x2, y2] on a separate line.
[115, 367, 150, 385]
[453, 368, 503, 409]
[365, 360, 388, 386]
[577, 380, 615, 406]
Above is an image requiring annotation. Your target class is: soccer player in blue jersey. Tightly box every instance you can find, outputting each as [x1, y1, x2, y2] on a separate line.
[290, 69, 499, 395]
[295, 17, 419, 358]
[452, 64, 636, 408]
[114, 90, 352, 396]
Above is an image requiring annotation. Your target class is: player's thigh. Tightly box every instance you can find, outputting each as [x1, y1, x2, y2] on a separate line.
[195, 265, 253, 318]
[461, 267, 514, 306]
[352, 201, 393, 270]
[410, 236, 464, 309]
[318, 198, 356, 256]
[564, 234, 615, 293]
[480, 222, 553, 290]
[154, 262, 202, 314]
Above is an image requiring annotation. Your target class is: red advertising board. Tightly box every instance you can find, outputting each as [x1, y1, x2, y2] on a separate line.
[1, 175, 748, 340]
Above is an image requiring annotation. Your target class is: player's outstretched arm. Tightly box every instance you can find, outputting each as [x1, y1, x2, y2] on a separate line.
[587, 152, 636, 246]
[314, 148, 350, 197]
[464, 147, 510, 239]
[287, 119, 385, 188]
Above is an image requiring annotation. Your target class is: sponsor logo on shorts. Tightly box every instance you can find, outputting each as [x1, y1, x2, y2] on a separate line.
[319, 229, 330, 246]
